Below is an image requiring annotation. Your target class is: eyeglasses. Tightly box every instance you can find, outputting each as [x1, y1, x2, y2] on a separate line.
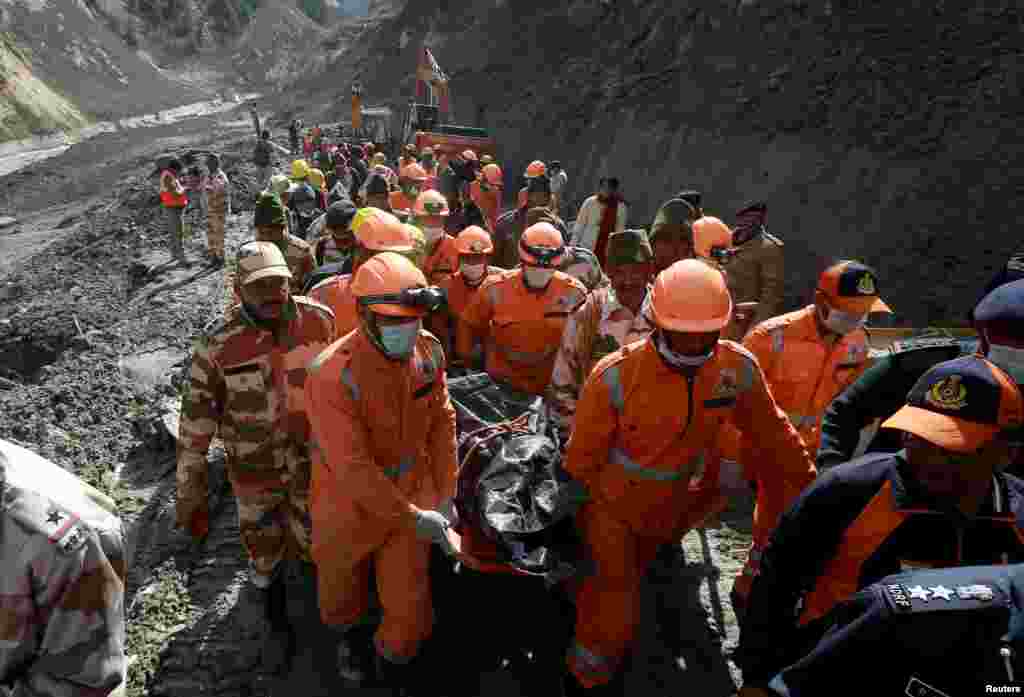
[357, 286, 447, 313]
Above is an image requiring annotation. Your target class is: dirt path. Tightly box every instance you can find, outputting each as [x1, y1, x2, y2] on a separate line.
[0, 111, 752, 697]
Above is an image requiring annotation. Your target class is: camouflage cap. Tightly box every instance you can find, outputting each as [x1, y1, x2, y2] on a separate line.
[254, 192, 288, 227]
[606, 228, 653, 267]
[236, 241, 293, 285]
[649, 198, 695, 243]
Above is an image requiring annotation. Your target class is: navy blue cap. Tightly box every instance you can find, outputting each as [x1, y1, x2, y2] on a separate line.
[973, 279, 1024, 327]
[883, 356, 1023, 452]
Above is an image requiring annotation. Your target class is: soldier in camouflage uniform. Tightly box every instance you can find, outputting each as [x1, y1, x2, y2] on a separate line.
[546, 229, 655, 443]
[177, 240, 335, 673]
[0, 439, 126, 697]
[204, 154, 230, 267]
[226, 194, 317, 312]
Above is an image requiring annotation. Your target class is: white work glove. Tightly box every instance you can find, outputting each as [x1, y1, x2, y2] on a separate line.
[414, 509, 455, 555]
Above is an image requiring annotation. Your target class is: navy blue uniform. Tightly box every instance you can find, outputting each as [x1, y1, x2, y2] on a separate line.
[766, 564, 1024, 696]
[737, 453, 1024, 685]
[816, 337, 977, 469]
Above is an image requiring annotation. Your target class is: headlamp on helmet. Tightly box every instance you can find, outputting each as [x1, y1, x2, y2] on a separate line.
[357, 286, 447, 314]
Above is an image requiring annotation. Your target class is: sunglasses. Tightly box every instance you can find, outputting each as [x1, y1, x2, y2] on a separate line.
[519, 241, 565, 267]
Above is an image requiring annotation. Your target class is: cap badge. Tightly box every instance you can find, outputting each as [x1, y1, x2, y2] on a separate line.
[857, 273, 876, 295]
[925, 375, 967, 410]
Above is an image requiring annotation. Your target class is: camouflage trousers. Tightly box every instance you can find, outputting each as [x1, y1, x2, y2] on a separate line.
[233, 458, 313, 588]
[164, 206, 185, 260]
[207, 204, 226, 259]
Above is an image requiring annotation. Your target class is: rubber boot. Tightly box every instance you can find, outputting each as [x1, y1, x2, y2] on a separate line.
[260, 573, 295, 675]
[338, 624, 380, 686]
[376, 654, 419, 697]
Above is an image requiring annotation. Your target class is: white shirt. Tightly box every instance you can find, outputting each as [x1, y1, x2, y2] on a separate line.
[571, 195, 627, 252]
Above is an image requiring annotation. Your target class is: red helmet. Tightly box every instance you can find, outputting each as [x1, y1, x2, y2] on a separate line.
[455, 226, 494, 255]
[413, 190, 450, 217]
[524, 160, 547, 178]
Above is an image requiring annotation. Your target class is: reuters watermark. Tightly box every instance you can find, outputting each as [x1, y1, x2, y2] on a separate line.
[986, 687, 1022, 694]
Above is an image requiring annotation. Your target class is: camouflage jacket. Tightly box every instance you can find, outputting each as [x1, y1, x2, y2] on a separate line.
[558, 246, 609, 293]
[177, 297, 335, 525]
[0, 440, 126, 697]
[546, 286, 654, 440]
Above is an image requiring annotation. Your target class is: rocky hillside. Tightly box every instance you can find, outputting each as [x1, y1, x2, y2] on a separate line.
[296, 0, 1023, 324]
[0, 0, 209, 126]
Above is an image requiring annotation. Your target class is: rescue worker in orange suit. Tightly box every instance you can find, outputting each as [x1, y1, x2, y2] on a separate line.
[562, 260, 815, 695]
[648, 197, 696, 275]
[691, 216, 758, 340]
[462, 222, 587, 395]
[304, 252, 457, 693]
[516, 160, 547, 210]
[412, 190, 460, 287]
[440, 225, 501, 369]
[390, 163, 428, 218]
[470, 163, 503, 233]
[309, 208, 414, 338]
[735, 355, 1024, 695]
[731, 260, 888, 613]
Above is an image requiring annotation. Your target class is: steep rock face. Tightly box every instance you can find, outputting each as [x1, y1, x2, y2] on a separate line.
[0, 0, 204, 123]
[308, 0, 1022, 323]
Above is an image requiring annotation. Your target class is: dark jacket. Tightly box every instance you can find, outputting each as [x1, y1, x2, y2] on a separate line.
[737, 452, 1024, 685]
[766, 563, 1024, 697]
[816, 337, 977, 469]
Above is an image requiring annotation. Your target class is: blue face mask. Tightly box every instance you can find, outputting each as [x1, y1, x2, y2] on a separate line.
[378, 320, 421, 359]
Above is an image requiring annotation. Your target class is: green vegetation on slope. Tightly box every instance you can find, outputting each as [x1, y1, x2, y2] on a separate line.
[0, 36, 88, 142]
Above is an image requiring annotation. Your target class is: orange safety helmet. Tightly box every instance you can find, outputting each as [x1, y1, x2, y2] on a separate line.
[692, 216, 734, 259]
[413, 189, 451, 217]
[524, 160, 547, 178]
[519, 222, 566, 267]
[649, 259, 733, 332]
[352, 252, 436, 318]
[462, 149, 478, 162]
[399, 163, 428, 182]
[455, 226, 494, 255]
[351, 207, 414, 252]
[481, 163, 503, 186]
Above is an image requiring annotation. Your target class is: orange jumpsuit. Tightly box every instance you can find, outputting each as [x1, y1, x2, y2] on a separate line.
[304, 329, 457, 663]
[389, 191, 416, 216]
[309, 274, 359, 339]
[440, 266, 501, 363]
[461, 269, 587, 395]
[731, 304, 869, 600]
[564, 338, 815, 687]
[469, 180, 501, 232]
[422, 234, 461, 343]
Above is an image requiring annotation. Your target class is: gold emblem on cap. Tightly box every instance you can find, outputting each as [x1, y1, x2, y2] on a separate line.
[925, 375, 967, 410]
[857, 273, 876, 295]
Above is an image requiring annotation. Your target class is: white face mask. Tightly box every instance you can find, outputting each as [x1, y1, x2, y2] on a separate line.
[988, 344, 1024, 384]
[819, 304, 867, 336]
[461, 263, 486, 283]
[378, 319, 421, 359]
[523, 266, 555, 289]
[424, 226, 445, 244]
[654, 330, 714, 370]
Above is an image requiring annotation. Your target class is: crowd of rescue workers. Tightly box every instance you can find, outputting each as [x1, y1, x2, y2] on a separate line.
[4, 118, 1024, 697]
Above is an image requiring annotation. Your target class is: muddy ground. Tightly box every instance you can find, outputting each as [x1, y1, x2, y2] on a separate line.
[0, 104, 754, 697]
